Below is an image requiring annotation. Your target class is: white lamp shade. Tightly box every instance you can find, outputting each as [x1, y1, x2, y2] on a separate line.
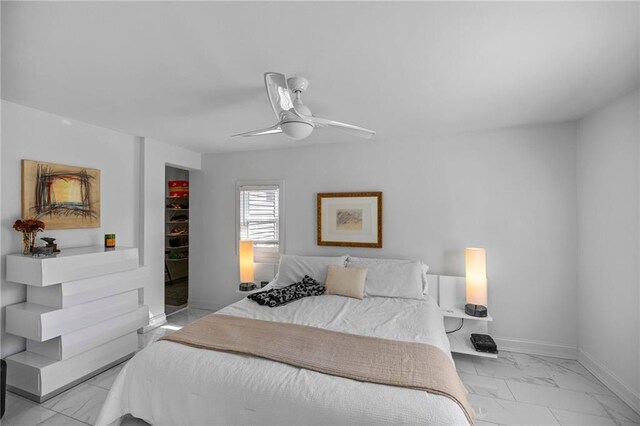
[239, 240, 255, 283]
[465, 248, 487, 306]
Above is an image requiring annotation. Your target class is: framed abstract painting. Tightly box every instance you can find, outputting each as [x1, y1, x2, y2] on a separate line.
[317, 192, 382, 248]
[22, 160, 101, 229]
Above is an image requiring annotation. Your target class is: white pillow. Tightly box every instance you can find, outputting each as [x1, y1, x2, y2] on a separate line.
[346, 256, 430, 295]
[348, 260, 424, 300]
[274, 254, 348, 288]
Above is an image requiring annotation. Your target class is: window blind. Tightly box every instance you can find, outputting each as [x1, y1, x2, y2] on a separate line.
[239, 186, 279, 248]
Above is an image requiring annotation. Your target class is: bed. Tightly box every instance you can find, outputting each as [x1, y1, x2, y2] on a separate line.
[96, 256, 472, 426]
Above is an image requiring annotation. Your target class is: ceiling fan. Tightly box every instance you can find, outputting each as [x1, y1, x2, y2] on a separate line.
[232, 72, 376, 140]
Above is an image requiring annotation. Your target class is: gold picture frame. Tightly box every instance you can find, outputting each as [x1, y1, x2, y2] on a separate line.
[317, 192, 382, 248]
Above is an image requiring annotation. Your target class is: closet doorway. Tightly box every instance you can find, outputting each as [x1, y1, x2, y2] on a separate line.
[165, 166, 189, 316]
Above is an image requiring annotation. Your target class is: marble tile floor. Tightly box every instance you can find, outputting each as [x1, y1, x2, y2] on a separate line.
[3, 307, 639, 426]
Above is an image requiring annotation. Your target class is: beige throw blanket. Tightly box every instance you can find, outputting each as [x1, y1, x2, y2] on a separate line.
[160, 314, 475, 424]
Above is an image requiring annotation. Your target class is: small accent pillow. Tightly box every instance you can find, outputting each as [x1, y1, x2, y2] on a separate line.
[325, 265, 368, 300]
[348, 260, 424, 300]
[347, 256, 430, 295]
[274, 254, 348, 288]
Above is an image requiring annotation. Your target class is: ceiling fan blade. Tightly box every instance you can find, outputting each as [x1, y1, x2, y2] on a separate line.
[306, 116, 376, 139]
[264, 72, 301, 122]
[231, 125, 282, 138]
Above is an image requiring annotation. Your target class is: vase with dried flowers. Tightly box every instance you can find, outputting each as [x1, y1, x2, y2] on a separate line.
[13, 219, 46, 255]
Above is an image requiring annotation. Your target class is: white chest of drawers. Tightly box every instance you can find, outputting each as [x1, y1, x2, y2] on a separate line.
[4, 246, 149, 402]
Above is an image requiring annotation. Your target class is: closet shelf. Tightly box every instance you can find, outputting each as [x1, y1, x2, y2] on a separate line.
[166, 233, 189, 237]
[165, 246, 189, 250]
[167, 221, 189, 224]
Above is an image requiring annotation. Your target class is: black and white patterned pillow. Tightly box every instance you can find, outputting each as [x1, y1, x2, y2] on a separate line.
[247, 275, 325, 307]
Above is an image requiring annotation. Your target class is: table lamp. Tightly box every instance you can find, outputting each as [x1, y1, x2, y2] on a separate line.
[239, 240, 256, 291]
[465, 247, 488, 317]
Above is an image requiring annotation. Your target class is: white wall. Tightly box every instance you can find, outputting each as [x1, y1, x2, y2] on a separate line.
[1, 101, 142, 358]
[140, 138, 200, 330]
[190, 122, 579, 357]
[576, 89, 640, 412]
[0, 71, 3, 359]
[0, 103, 203, 356]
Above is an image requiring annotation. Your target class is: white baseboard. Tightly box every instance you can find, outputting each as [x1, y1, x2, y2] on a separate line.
[578, 349, 640, 416]
[494, 336, 577, 359]
[139, 312, 167, 333]
[187, 298, 225, 312]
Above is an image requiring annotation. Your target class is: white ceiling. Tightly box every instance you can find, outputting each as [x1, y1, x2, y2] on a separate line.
[2, 1, 639, 153]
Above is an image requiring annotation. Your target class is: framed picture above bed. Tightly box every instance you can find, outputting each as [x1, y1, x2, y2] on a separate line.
[317, 192, 382, 248]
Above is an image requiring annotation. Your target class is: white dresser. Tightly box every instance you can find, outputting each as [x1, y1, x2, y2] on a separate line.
[4, 246, 149, 402]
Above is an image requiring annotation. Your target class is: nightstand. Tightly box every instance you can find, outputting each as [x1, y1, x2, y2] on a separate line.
[235, 288, 262, 295]
[432, 275, 497, 359]
[441, 307, 496, 359]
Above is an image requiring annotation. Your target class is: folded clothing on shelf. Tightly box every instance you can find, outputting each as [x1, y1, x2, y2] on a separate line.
[166, 203, 189, 209]
[168, 237, 188, 247]
[168, 251, 188, 260]
[170, 227, 188, 235]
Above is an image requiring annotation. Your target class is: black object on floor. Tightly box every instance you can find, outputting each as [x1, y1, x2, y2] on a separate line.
[470, 333, 498, 354]
[1, 359, 6, 419]
[165, 276, 188, 307]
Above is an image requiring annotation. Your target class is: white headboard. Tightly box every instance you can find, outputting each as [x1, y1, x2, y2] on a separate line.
[426, 275, 467, 309]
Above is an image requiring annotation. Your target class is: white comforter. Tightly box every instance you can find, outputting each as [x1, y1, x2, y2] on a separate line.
[97, 293, 470, 426]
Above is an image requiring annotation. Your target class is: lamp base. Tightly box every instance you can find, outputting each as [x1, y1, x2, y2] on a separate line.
[239, 282, 256, 291]
[465, 304, 488, 317]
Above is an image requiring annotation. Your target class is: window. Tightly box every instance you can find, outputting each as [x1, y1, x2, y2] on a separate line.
[237, 181, 284, 263]
[240, 186, 279, 246]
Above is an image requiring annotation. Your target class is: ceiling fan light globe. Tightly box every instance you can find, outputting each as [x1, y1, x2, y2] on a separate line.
[281, 121, 314, 140]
